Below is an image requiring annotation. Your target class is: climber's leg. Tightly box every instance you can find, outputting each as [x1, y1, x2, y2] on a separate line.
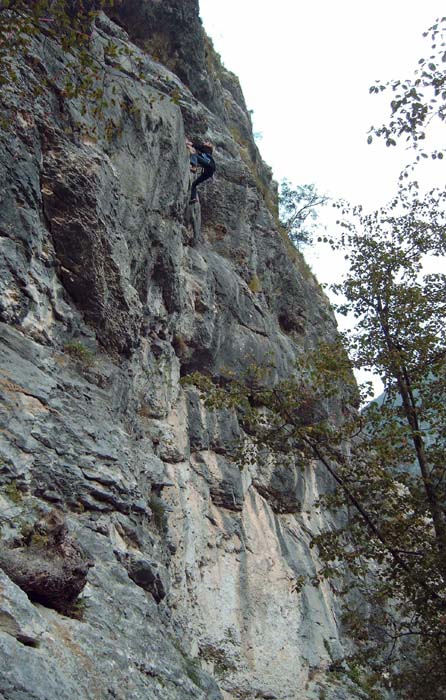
[190, 166, 214, 204]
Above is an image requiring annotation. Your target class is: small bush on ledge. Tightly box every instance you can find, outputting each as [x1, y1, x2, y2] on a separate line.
[63, 341, 95, 368]
[248, 275, 262, 293]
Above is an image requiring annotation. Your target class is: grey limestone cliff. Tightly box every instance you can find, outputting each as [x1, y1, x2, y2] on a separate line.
[0, 3, 351, 699]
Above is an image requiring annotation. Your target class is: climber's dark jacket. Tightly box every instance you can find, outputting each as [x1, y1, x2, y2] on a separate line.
[190, 143, 215, 202]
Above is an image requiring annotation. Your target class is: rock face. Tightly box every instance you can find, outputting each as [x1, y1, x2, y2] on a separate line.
[0, 509, 93, 614]
[0, 4, 349, 700]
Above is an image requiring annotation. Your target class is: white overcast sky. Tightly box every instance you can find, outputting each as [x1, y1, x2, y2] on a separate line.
[199, 0, 446, 209]
[199, 1, 446, 393]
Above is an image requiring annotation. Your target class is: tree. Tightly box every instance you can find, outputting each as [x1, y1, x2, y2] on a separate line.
[269, 18, 446, 694]
[279, 179, 328, 247]
[184, 183, 446, 697]
[328, 186, 446, 697]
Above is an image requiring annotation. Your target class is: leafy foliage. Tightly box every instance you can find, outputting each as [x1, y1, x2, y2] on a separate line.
[184, 180, 446, 697]
[279, 179, 328, 247]
[63, 341, 95, 367]
[328, 186, 446, 696]
[0, 1, 151, 134]
[360, 44, 446, 698]
[0, 1, 105, 82]
[369, 15, 446, 158]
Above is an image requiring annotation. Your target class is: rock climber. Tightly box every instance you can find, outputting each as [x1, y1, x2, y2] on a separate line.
[186, 138, 215, 204]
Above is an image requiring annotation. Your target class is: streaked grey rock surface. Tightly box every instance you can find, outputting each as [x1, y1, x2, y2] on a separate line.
[0, 3, 351, 699]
